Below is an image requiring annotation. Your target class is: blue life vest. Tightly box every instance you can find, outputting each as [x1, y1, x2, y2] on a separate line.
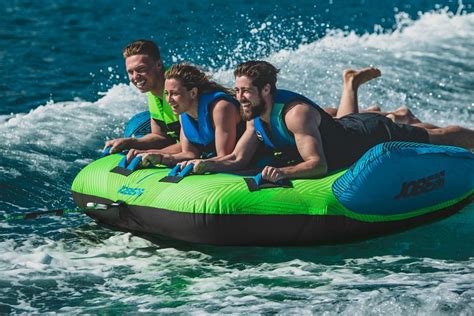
[181, 91, 240, 147]
[253, 89, 322, 149]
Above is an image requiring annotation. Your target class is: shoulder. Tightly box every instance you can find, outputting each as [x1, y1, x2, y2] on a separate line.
[212, 98, 239, 116]
[213, 98, 236, 107]
[284, 102, 321, 132]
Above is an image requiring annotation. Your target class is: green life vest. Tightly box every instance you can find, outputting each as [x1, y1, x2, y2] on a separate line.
[147, 91, 180, 142]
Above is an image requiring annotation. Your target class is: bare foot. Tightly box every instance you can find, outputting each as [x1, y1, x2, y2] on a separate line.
[343, 67, 382, 90]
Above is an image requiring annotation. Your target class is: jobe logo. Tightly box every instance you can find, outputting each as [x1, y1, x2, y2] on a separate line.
[394, 170, 445, 200]
[118, 185, 145, 196]
[255, 131, 264, 142]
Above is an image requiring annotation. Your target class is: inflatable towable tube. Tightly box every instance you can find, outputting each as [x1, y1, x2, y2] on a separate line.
[71, 141, 474, 246]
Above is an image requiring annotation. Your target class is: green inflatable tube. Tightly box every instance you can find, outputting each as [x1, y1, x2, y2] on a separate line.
[71, 142, 474, 245]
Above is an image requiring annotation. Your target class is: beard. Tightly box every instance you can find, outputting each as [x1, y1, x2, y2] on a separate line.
[240, 99, 265, 121]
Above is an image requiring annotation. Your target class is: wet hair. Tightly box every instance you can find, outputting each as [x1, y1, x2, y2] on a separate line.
[122, 39, 161, 63]
[234, 60, 279, 96]
[165, 63, 233, 96]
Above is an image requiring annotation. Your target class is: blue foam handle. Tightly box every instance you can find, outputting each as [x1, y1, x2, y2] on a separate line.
[168, 164, 181, 176]
[252, 173, 285, 186]
[178, 163, 194, 177]
[127, 156, 142, 171]
[253, 173, 263, 186]
[118, 156, 128, 168]
[102, 146, 112, 157]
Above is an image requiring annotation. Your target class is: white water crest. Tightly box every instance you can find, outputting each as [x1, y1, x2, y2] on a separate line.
[1, 227, 474, 314]
[215, 9, 474, 128]
[0, 84, 145, 154]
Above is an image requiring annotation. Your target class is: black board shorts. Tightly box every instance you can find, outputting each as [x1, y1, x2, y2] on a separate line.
[328, 113, 430, 169]
[338, 112, 429, 143]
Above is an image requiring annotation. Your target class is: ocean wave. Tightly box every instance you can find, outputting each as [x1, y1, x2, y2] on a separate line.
[2, 231, 473, 313]
[216, 9, 473, 127]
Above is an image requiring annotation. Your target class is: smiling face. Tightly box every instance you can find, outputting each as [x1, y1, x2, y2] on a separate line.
[164, 78, 198, 116]
[125, 54, 162, 93]
[234, 75, 266, 121]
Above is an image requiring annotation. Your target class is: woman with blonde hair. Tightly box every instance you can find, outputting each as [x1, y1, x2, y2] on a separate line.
[126, 63, 243, 166]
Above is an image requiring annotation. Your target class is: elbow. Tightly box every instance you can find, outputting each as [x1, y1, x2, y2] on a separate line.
[185, 151, 199, 160]
[228, 152, 238, 162]
[233, 152, 249, 168]
[308, 158, 328, 177]
[218, 152, 247, 171]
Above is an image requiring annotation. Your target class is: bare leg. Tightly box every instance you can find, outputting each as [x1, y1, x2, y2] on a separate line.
[336, 67, 382, 118]
[427, 125, 474, 149]
[325, 70, 439, 130]
[328, 102, 440, 130]
[385, 106, 440, 129]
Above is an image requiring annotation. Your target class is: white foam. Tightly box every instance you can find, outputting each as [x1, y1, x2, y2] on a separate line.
[1, 222, 474, 314]
[214, 10, 474, 128]
[0, 83, 147, 181]
[1, 84, 144, 148]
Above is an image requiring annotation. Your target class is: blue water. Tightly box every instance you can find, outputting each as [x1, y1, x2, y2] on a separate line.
[1, 0, 474, 313]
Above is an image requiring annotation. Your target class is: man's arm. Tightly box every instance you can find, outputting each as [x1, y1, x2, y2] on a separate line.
[212, 100, 240, 156]
[182, 121, 260, 173]
[105, 118, 180, 154]
[160, 125, 200, 165]
[261, 103, 328, 182]
[133, 123, 198, 166]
